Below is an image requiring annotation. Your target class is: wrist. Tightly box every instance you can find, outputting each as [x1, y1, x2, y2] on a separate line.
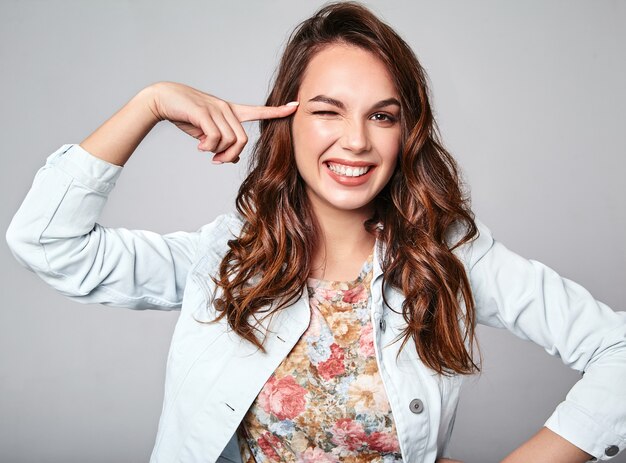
[80, 85, 162, 167]
[135, 84, 163, 125]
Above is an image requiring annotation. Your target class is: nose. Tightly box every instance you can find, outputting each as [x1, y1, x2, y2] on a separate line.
[340, 119, 371, 154]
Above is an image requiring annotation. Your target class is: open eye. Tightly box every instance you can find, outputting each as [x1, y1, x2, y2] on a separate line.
[370, 112, 398, 125]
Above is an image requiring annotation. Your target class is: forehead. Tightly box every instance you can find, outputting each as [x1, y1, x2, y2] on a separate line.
[298, 44, 398, 101]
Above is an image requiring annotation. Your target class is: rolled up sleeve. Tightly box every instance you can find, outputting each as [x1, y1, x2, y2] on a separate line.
[6, 144, 201, 310]
[469, 219, 626, 460]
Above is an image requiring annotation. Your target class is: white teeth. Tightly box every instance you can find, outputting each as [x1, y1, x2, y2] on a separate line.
[327, 163, 371, 177]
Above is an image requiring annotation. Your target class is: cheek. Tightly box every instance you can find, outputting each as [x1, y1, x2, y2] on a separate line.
[378, 133, 402, 166]
[293, 115, 340, 155]
[308, 119, 341, 142]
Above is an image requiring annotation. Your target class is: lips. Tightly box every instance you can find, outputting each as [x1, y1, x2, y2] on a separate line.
[327, 162, 371, 177]
[324, 160, 376, 186]
[324, 159, 376, 178]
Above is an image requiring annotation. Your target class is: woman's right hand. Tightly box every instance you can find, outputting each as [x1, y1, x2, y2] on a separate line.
[80, 82, 297, 167]
[147, 82, 298, 164]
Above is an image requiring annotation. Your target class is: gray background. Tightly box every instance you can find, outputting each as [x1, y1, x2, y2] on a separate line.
[1, 1, 624, 462]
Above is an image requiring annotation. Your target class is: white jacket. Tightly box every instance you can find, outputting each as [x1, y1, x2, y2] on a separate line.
[6, 144, 626, 462]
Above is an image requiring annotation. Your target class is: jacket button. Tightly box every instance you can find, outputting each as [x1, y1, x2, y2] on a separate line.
[605, 445, 619, 457]
[409, 398, 424, 414]
[379, 318, 386, 332]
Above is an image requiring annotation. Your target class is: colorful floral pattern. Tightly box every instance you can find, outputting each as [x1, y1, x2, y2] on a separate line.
[238, 254, 403, 462]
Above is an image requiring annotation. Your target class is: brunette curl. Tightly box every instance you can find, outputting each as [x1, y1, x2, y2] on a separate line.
[212, 2, 480, 375]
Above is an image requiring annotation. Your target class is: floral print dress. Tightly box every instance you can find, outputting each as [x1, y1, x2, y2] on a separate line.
[238, 254, 404, 463]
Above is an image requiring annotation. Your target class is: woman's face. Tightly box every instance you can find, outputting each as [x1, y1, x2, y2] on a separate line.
[291, 44, 401, 217]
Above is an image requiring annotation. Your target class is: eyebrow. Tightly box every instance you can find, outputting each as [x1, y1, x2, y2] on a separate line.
[308, 95, 401, 110]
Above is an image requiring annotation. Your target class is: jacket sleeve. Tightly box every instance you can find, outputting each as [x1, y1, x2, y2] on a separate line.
[5, 144, 202, 310]
[468, 219, 626, 461]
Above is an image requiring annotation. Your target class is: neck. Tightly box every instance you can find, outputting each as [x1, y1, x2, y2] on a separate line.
[309, 198, 377, 280]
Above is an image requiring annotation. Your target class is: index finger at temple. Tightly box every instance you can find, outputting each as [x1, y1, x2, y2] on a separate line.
[232, 102, 299, 122]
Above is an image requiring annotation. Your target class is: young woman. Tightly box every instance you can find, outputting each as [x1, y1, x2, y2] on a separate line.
[6, 3, 625, 462]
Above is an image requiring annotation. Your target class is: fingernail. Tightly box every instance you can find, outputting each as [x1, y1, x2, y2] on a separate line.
[286, 101, 299, 107]
[212, 159, 223, 165]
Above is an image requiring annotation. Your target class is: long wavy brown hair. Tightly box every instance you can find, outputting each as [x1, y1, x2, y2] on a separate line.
[213, 2, 480, 375]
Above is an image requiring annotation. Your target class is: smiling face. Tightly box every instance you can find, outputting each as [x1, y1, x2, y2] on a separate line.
[291, 44, 402, 220]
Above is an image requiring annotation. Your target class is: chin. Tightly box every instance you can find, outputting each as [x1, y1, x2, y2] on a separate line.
[325, 197, 376, 213]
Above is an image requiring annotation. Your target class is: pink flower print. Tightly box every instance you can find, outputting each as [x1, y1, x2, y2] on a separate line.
[297, 447, 337, 463]
[258, 375, 308, 420]
[368, 431, 401, 453]
[330, 418, 368, 451]
[359, 323, 375, 357]
[316, 343, 345, 380]
[317, 287, 341, 302]
[342, 284, 366, 303]
[257, 432, 282, 461]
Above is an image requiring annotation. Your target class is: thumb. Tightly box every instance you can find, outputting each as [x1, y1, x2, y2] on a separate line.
[232, 101, 299, 122]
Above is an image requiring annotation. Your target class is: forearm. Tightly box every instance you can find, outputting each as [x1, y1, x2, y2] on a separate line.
[80, 85, 159, 166]
[502, 427, 592, 463]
